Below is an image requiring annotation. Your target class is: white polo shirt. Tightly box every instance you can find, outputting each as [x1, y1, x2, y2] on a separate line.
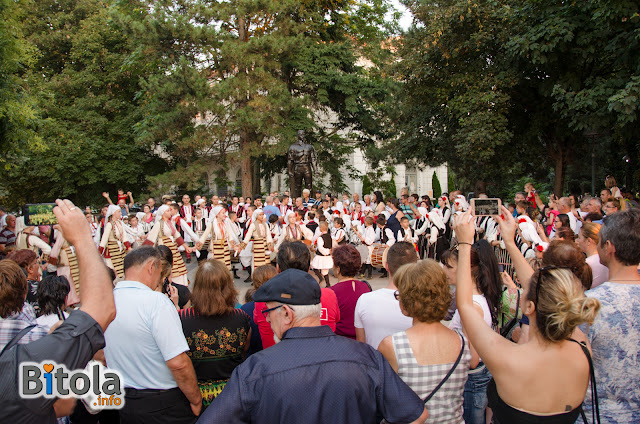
[104, 280, 189, 389]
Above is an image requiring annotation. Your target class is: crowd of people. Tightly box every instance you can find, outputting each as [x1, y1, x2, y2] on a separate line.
[0, 176, 638, 424]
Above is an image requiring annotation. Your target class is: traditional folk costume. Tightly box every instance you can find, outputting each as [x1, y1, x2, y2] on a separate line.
[274, 221, 313, 252]
[179, 203, 195, 261]
[331, 226, 347, 246]
[144, 205, 189, 286]
[99, 205, 130, 278]
[197, 206, 239, 272]
[14, 217, 53, 265]
[124, 222, 147, 248]
[397, 226, 418, 251]
[49, 234, 81, 305]
[240, 210, 273, 271]
[311, 232, 333, 286]
[356, 224, 376, 278]
[193, 216, 210, 262]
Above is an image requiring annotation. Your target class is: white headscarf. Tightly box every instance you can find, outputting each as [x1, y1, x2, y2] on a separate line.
[454, 195, 469, 211]
[417, 207, 428, 220]
[106, 205, 120, 221]
[252, 208, 264, 222]
[210, 206, 224, 222]
[195, 198, 205, 207]
[155, 205, 170, 224]
[136, 212, 146, 221]
[428, 208, 446, 230]
[284, 209, 295, 223]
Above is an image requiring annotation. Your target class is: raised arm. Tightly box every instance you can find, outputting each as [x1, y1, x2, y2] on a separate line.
[53, 199, 115, 331]
[494, 206, 534, 289]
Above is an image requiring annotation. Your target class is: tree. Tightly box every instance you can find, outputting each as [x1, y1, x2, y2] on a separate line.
[432, 172, 441, 199]
[390, 0, 639, 195]
[0, 0, 41, 198]
[115, 0, 396, 196]
[1, 0, 165, 209]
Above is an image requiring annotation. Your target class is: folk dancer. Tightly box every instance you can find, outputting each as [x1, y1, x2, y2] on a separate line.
[275, 212, 313, 251]
[239, 209, 273, 280]
[49, 232, 81, 304]
[144, 205, 194, 286]
[179, 195, 195, 263]
[311, 221, 334, 287]
[354, 216, 376, 279]
[98, 205, 130, 278]
[195, 206, 239, 275]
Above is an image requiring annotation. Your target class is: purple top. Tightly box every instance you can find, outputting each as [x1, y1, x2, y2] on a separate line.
[329, 279, 371, 339]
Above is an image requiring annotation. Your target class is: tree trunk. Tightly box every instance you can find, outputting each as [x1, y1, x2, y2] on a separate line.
[553, 148, 565, 197]
[240, 131, 253, 197]
[251, 159, 261, 196]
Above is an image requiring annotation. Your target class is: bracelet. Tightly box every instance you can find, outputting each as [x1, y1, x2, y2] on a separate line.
[457, 242, 473, 247]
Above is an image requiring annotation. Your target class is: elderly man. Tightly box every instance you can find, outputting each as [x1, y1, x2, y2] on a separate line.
[301, 188, 314, 208]
[104, 247, 201, 423]
[198, 268, 428, 424]
[557, 196, 580, 234]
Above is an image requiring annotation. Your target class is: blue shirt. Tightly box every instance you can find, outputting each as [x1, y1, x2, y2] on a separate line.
[104, 280, 189, 390]
[198, 325, 424, 423]
[262, 205, 281, 219]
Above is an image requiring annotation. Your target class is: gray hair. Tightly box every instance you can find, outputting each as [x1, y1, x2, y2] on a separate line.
[600, 208, 640, 266]
[302, 189, 310, 195]
[286, 303, 322, 321]
[589, 197, 603, 208]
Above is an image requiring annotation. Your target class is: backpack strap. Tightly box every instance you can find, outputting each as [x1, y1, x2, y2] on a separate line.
[0, 325, 36, 357]
[424, 333, 465, 404]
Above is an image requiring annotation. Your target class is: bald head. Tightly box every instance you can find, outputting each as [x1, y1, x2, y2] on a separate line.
[557, 197, 571, 213]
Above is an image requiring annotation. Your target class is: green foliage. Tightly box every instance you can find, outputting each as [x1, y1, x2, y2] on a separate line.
[114, 0, 396, 196]
[0, 0, 41, 173]
[390, 0, 640, 195]
[432, 172, 441, 199]
[0, 0, 167, 209]
[361, 165, 396, 197]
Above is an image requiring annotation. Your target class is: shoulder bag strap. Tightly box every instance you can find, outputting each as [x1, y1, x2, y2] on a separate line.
[0, 325, 36, 357]
[424, 334, 466, 404]
[568, 338, 600, 424]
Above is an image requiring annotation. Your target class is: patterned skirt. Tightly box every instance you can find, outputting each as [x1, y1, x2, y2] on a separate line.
[252, 238, 270, 268]
[65, 247, 80, 295]
[211, 239, 231, 271]
[199, 379, 228, 409]
[161, 237, 188, 279]
[107, 239, 125, 278]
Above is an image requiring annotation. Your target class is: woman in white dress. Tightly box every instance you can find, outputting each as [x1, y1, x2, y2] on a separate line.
[195, 206, 239, 272]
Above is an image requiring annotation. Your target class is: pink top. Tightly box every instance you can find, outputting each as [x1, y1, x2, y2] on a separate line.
[329, 279, 372, 339]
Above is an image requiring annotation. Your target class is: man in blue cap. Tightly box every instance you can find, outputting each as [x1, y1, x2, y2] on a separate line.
[197, 268, 428, 424]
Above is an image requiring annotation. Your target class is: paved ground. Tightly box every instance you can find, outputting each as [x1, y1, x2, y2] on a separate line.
[184, 257, 391, 302]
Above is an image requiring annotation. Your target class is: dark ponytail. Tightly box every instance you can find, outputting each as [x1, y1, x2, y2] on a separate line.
[470, 239, 502, 327]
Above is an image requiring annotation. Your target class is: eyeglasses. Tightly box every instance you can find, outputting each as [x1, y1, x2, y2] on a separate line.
[261, 304, 284, 318]
[394, 290, 400, 301]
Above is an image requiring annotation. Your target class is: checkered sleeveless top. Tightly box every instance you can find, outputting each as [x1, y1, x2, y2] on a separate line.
[392, 330, 470, 424]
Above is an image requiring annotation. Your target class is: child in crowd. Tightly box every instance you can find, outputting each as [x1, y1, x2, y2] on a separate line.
[397, 216, 418, 249]
[311, 221, 333, 287]
[332, 217, 347, 245]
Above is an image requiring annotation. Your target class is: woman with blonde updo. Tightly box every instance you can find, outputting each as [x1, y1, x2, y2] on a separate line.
[453, 207, 601, 423]
[576, 222, 609, 289]
[379, 259, 478, 423]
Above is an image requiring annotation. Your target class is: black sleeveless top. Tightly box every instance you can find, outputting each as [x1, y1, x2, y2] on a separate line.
[488, 339, 592, 424]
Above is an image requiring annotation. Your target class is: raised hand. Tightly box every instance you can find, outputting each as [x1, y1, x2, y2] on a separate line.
[494, 205, 517, 244]
[452, 209, 476, 244]
[53, 199, 92, 247]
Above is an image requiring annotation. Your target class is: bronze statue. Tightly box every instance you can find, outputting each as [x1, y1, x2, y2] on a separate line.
[287, 130, 317, 198]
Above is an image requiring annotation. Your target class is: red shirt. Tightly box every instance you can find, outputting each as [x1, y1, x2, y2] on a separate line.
[253, 287, 340, 349]
[328, 279, 372, 339]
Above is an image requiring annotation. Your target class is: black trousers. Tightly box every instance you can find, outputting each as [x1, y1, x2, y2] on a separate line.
[119, 387, 198, 424]
[291, 166, 313, 198]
